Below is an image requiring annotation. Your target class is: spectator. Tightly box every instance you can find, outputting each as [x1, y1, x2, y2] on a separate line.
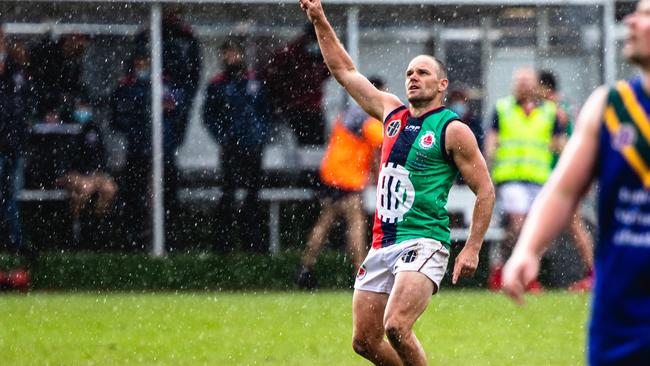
[56, 98, 117, 245]
[134, 5, 201, 152]
[203, 37, 271, 252]
[484, 66, 564, 291]
[29, 33, 87, 121]
[0, 30, 33, 286]
[112, 53, 181, 248]
[447, 87, 484, 151]
[297, 77, 386, 289]
[263, 24, 330, 146]
[538, 69, 595, 291]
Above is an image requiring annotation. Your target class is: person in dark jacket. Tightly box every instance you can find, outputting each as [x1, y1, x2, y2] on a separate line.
[112, 53, 182, 248]
[0, 32, 31, 256]
[134, 6, 201, 151]
[263, 25, 330, 146]
[28, 33, 87, 121]
[203, 37, 271, 252]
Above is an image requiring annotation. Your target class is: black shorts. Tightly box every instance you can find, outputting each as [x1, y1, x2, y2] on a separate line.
[318, 181, 361, 201]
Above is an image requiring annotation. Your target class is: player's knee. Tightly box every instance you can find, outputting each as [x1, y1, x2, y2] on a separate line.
[384, 321, 408, 348]
[352, 334, 384, 358]
[352, 336, 370, 356]
[103, 180, 118, 196]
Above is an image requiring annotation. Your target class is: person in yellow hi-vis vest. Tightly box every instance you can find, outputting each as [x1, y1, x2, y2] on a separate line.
[484, 67, 564, 291]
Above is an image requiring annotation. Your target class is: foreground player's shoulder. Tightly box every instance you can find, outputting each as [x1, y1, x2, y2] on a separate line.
[445, 120, 478, 150]
[575, 86, 609, 134]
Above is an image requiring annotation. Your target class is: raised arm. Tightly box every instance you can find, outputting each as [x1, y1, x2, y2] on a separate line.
[299, 0, 401, 121]
[446, 121, 496, 284]
[502, 86, 607, 304]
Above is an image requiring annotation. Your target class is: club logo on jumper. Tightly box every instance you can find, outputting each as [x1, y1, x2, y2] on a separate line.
[386, 119, 402, 137]
[419, 131, 435, 149]
[357, 264, 367, 280]
[376, 163, 415, 223]
[613, 124, 637, 151]
[401, 249, 418, 264]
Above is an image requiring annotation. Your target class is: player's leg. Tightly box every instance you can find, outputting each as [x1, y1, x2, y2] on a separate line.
[301, 198, 338, 268]
[66, 174, 90, 220]
[489, 183, 535, 290]
[93, 175, 118, 215]
[567, 209, 595, 291]
[298, 197, 338, 288]
[352, 289, 403, 366]
[383, 271, 434, 366]
[340, 192, 367, 271]
[489, 184, 519, 289]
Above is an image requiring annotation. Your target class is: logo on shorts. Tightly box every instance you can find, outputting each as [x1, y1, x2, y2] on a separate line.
[401, 249, 418, 263]
[386, 119, 401, 137]
[419, 131, 435, 149]
[357, 264, 367, 280]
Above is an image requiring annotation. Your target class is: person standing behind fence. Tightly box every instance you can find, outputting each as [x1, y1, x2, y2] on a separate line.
[0, 31, 31, 259]
[503, 2, 650, 364]
[483, 67, 564, 291]
[447, 87, 484, 151]
[203, 37, 271, 252]
[112, 53, 181, 249]
[538, 69, 595, 291]
[133, 6, 201, 237]
[297, 77, 386, 289]
[0, 31, 34, 290]
[263, 24, 330, 146]
[29, 33, 87, 122]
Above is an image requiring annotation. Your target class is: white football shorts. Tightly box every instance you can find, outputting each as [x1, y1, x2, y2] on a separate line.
[497, 182, 542, 215]
[354, 238, 450, 295]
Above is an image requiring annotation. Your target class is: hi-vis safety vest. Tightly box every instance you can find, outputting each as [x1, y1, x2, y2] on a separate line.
[492, 96, 556, 184]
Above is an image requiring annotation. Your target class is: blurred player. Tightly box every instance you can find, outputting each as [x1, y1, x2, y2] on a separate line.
[300, 0, 495, 364]
[297, 77, 386, 289]
[503, 1, 650, 364]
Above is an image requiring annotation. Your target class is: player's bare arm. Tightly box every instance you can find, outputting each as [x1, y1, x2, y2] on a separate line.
[446, 121, 496, 284]
[299, 0, 401, 121]
[502, 86, 606, 304]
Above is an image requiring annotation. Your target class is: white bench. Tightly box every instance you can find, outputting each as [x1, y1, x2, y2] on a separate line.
[178, 187, 316, 254]
[446, 184, 504, 242]
[17, 189, 68, 202]
[17, 185, 503, 252]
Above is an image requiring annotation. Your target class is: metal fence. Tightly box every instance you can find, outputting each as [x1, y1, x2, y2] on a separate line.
[1, 0, 628, 255]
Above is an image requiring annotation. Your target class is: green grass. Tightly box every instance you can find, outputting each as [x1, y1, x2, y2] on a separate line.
[0, 290, 589, 365]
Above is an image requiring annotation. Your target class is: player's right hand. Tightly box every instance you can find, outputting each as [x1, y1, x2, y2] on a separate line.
[502, 250, 541, 305]
[299, 0, 325, 23]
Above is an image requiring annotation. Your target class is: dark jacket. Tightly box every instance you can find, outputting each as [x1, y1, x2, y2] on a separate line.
[112, 75, 183, 159]
[203, 71, 271, 146]
[263, 35, 330, 115]
[29, 37, 85, 119]
[134, 21, 201, 95]
[0, 62, 30, 156]
[69, 121, 107, 175]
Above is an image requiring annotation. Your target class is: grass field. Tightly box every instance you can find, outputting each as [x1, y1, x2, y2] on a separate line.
[0, 290, 589, 365]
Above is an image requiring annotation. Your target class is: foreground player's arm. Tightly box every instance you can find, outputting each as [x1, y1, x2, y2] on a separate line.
[299, 0, 401, 120]
[502, 87, 606, 304]
[446, 122, 496, 284]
